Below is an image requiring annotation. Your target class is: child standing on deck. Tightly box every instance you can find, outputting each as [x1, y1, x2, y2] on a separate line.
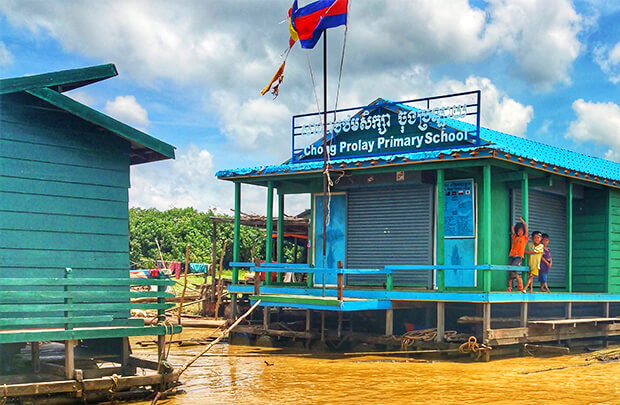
[539, 233, 552, 292]
[523, 231, 544, 293]
[507, 216, 528, 292]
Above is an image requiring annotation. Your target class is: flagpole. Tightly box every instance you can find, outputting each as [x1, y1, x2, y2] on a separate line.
[321, 31, 328, 296]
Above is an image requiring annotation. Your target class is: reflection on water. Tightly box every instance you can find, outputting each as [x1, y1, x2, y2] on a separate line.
[133, 328, 620, 405]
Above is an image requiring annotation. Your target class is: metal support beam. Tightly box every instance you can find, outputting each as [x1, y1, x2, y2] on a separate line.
[265, 181, 274, 285]
[277, 193, 285, 283]
[436, 302, 445, 342]
[385, 309, 394, 336]
[565, 302, 572, 319]
[567, 181, 573, 292]
[483, 164, 492, 292]
[306, 309, 311, 331]
[338, 311, 343, 338]
[436, 169, 445, 291]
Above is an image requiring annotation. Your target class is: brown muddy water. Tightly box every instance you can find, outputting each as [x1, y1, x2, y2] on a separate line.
[133, 328, 620, 405]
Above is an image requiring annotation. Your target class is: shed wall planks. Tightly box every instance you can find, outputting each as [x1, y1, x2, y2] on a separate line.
[609, 189, 620, 293]
[572, 188, 608, 292]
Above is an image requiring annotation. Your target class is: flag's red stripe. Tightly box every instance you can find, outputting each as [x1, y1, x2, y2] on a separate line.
[293, 0, 347, 40]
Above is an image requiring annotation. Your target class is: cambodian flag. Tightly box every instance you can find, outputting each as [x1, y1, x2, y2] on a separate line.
[291, 0, 348, 49]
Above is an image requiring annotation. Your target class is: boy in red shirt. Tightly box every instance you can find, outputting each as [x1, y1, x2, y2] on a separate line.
[507, 216, 528, 292]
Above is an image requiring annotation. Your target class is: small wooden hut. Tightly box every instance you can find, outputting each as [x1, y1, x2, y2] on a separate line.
[0, 64, 181, 400]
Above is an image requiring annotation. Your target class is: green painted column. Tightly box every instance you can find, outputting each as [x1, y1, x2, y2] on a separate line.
[265, 181, 274, 285]
[436, 169, 445, 291]
[232, 182, 241, 284]
[521, 172, 529, 285]
[567, 180, 573, 292]
[277, 193, 285, 283]
[483, 163, 492, 292]
[307, 194, 314, 288]
[521, 172, 529, 224]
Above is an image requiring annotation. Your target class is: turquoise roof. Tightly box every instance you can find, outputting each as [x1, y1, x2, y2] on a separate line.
[217, 103, 620, 185]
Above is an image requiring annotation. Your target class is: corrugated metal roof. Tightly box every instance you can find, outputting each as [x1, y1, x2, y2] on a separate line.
[216, 106, 620, 184]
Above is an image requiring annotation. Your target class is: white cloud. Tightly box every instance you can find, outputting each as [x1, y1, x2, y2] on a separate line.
[485, 0, 582, 90]
[129, 144, 309, 215]
[0, 41, 13, 66]
[66, 90, 96, 106]
[566, 99, 620, 160]
[104, 95, 149, 130]
[594, 42, 620, 83]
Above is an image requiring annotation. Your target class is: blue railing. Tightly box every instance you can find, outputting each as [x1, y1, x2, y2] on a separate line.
[229, 262, 529, 293]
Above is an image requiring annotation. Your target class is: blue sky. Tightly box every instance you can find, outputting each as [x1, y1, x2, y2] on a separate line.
[1, 0, 619, 214]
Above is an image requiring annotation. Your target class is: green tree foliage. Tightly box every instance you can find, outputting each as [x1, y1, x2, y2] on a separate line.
[128, 207, 306, 269]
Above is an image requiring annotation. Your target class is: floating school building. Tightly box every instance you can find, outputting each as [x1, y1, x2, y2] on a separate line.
[0, 65, 180, 401]
[217, 92, 619, 357]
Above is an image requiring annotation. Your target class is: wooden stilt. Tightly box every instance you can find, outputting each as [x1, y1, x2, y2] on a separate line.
[31, 342, 40, 374]
[263, 307, 269, 330]
[520, 302, 528, 328]
[321, 311, 325, 342]
[482, 303, 491, 344]
[385, 309, 394, 336]
[305, 309, 311, 331]
[157, 335, 166, 364]
[121, 337, 136, 375]
[436, 302, 445, 342]
[64, 340, 75, 380]
[338, 311, 343, 338]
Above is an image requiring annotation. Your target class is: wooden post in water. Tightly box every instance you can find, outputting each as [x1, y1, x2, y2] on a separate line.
[263, 307, 269, 330]
[337, 311, 343, 338]
[385, 309, 394, 336]
[177, 244, 190, 325]
[520, 302, 528, 327]
[482, 303, 491, 344]
[436, 302, 445, 342]
[64, 340, 75, 380]
[31, 342, 40, 374]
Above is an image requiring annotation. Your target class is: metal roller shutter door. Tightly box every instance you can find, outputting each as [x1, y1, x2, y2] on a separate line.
[512, 189, 567, 287]
[346, 184, 433, 287]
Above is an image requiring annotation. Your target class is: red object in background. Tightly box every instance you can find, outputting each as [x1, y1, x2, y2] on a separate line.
[169, 262, 181, 279]
[256, 260, 278, 282]
[404, 323, 415, 332]
[148, 269, 159, 278]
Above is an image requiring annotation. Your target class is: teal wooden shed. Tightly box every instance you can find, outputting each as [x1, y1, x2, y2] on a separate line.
[0, 65, 180, 387]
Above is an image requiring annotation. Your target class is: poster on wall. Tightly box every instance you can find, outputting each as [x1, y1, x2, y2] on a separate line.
[444, 179, 474, 238]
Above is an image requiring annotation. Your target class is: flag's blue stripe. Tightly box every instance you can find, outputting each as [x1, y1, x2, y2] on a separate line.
[293, 0, 338, 18]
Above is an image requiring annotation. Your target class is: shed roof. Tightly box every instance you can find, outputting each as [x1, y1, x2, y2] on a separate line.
[0, 64, 175, 164]
[217, 100, 620, 188]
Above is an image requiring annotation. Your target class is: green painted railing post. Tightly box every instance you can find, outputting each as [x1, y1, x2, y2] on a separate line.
[567, 180, 573, 292]
[483, 164, 492, 293]
[436, 169, 445, 291]
[277, 192, 285, 283]
[307, 194, 315, 288]
[521, 172, 529, 285]
[232, 182, 241, 285]
[521, 172, 529, 224]
[386, 273, 394, 291]
[265, 181, 274, 285]
[157, 272, 165, 323]
[64, 268, 73, 331]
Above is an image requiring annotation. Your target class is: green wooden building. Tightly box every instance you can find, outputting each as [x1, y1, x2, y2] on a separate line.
[218, 94, 619, 352]
[0, 65, 180, 386]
